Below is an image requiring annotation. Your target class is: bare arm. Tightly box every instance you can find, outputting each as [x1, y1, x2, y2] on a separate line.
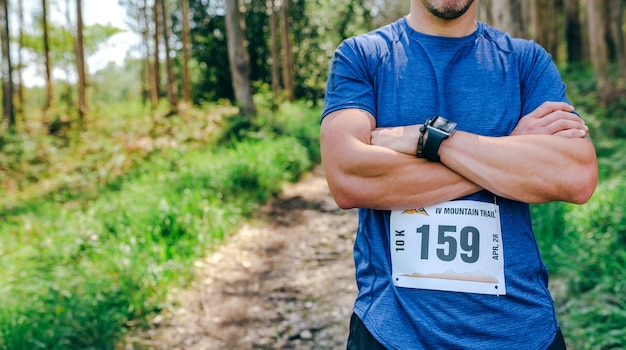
[439, 131, 597, 204]
[370, 102, 598, 205]
[320, 109, 481, 210]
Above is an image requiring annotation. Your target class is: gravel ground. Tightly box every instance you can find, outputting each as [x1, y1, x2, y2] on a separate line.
[122, 166, 358, 349]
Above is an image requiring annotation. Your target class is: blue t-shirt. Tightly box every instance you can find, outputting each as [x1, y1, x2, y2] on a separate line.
[322, 19, 572, 349]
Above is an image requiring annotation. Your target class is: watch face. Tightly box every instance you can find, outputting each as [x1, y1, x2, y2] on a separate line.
[431, 116, 457, 133]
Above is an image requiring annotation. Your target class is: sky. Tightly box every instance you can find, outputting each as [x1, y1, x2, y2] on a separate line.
[18, 0, 139, 86]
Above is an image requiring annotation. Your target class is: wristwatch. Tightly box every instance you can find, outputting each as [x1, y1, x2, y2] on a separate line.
[423, 116, 457, 162]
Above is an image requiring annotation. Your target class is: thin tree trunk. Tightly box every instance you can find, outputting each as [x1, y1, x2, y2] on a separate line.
[63, 0, 74, 117]
[160, 0, 178, 111]
[224, 0, 255, 115]
[181, 0, 191, 104]
[532, 0, 559, 59]
[153, 0, 161, 103]
[586, 0, 613, 104]
[140, 0, 158, 108]
[476, 0, 493, 24]
[489, 0, 525, 38]
[607, 0, 626, 80]
[280, 0, 294, 101]
[269, 0, 280, 96]
[42, 0, 53, 111]
[75, 0, 87, 124]
[565, 0, 584, 64]
[510, 0, 527, 38]
[0, 0, 14, 129]
[490, 0, 512, 34]
[17, 0, 24, 119]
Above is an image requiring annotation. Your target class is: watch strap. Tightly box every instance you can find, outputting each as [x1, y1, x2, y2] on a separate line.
[422, 127, 448, 162]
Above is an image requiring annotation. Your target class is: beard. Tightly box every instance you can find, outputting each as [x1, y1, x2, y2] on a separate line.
[420, 0, 475, 20]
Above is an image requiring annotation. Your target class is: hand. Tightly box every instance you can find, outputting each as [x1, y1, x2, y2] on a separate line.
[511, 101, 588, 138]
[371, 124, 422, 155]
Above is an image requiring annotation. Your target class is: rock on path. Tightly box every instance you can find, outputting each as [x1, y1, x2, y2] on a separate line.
[123, 166, 358, 349]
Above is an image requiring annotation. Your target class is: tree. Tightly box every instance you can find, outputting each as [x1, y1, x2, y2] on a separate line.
[586, 0, 612, 104]
[180, 0, 192, 104]
[16, 0, 24, 118]
[565, 0, 584, 64]
[269, 0, 280, 96]
[120, 0, 159, 108]
[280, 0, 294, 101]
[607, 0, 626, 81]
[75, 0, 88, 123]
[488, 0, 526, 38]
[122, 0, 145, 105]
[42, 0, 53, 111]
[143, 0, 158, 108]
[160, 0, 178, 111]
[153, 0, 162, 103]
[531, 0, 559, 59]
[0, 0, 14, 129]
[225, 0, 255, 115]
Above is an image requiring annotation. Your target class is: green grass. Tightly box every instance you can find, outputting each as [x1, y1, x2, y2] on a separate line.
[0, 99, 321, 349]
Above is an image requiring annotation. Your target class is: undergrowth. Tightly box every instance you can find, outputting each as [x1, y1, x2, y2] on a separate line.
[0, 97, 321, 348]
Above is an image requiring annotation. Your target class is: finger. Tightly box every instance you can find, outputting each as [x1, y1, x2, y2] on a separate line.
[539, 111, 586, 128]
[528, 101, 575, 119]
[544, 116, 587, 134]
[552, 128, 588, 138]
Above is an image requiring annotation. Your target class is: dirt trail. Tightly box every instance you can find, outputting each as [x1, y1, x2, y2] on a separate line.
[123, 166, 358, 349]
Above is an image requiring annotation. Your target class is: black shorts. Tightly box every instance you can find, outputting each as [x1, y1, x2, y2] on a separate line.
[346, 313, 567, 350]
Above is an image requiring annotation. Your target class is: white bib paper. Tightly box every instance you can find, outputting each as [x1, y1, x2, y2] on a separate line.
[390, 200, 506, 295]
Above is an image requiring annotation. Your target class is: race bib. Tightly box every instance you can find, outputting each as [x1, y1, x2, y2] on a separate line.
[390, 200, 505, 295]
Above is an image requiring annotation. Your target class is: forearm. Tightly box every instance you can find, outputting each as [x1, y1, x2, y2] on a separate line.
[371, 102, 598, 204]
[321, 110, 481, 210]
[439, 132, 598, 204]
[323, 144, 481, 210]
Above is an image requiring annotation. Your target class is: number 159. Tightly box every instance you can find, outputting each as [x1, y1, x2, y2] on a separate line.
[415, 224, 480, 263]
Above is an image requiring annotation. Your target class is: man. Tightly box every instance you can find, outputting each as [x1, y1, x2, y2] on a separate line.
[320, 1, 598, 349]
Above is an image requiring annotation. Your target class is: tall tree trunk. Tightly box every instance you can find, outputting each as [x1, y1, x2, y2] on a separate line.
[160, 0, 178, 111]
[0, 0, 14, 129]
[607, 0, 626, 80]
[42, 0, 53, 111]
[269, 0, 280, 96]
[153, 0, 161, 103]
[63, 0, 74, 117]
[140, 0, 158, 109]
[75, 0, 87, 125]
[565, 0, 584, 64]
[476, 0, 493, 25]
[489, 0, 525, 38]
[180, 0, 191, 104]
[586, 0, 613, 104]
[16, 0, 24, 119]
[225, 0, 255, 115]
[531, 0, 559, 60]
[280, 0, 294, 101]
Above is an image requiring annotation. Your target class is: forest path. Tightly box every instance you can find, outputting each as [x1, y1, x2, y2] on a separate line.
[123, 165, 358, 349]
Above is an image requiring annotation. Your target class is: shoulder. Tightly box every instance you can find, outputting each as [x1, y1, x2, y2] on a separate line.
[338, 19, 407, 59]
[478, 23, 552, 61]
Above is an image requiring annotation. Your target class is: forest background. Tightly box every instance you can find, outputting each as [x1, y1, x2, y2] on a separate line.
[0, 0, 625, 349]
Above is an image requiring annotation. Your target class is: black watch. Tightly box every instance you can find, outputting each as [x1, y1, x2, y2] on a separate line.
[423, 116, 457, 162]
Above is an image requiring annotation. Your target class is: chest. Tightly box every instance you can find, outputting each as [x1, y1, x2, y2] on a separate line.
[373, 41, 522, 137]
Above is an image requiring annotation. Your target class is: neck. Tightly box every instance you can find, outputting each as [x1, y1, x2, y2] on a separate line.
[406, 2, 477, 37]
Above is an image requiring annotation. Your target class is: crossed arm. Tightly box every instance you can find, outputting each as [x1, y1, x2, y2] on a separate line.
[320, 102, 598, 210]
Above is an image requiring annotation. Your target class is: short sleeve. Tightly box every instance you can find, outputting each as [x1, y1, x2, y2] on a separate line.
[321, 38, 377, 120]
[517, 40, 573, 116]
